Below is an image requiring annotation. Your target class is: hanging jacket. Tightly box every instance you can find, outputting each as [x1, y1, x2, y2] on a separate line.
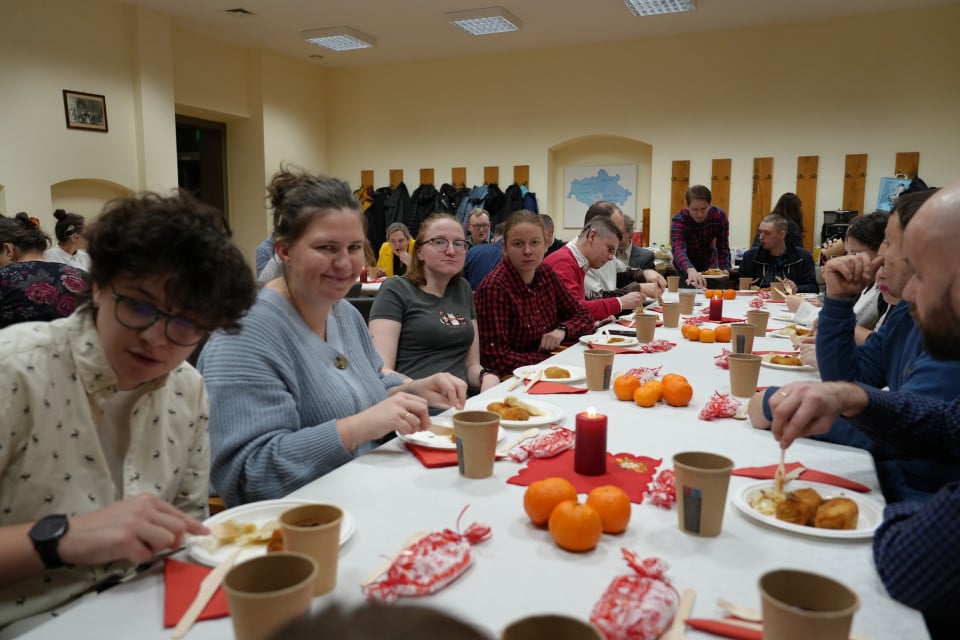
[483, 183, 505, 226]
[384, 182, 410, 229]
[366, 187, 391, 250]
[436, 183, 459, 214]
[404, 183, 439, 237]
[498, 183, 526, 222]
[456, 185, 488, 224]
[523, 191, 539, 213]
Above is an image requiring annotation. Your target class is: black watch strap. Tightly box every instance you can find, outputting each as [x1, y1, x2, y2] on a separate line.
[29, 514, 69, 570]
[555, 324, 568, 337]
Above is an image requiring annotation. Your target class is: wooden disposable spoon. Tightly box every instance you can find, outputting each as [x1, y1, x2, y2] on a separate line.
[774, 449, 787, 492]
[664, 588, 696, 640]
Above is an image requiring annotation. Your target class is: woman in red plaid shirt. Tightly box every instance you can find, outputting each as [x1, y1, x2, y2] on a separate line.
[475, 210, 593, 375]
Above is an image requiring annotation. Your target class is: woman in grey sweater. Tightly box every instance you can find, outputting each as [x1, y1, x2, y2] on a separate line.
[199, 168, 466, 506]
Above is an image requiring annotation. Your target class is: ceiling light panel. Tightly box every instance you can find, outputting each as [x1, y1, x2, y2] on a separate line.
[447, 6, 522, 36]
[301, 26, 376, 51]
[623, 0, 695, 17]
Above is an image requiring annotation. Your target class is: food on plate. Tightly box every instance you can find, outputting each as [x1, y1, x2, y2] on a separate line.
[770, 354, 803, 366]
[749, 487, 786, 517]
[814, 497, 859, 530]
[487, 395, 547, 421]
[205, 518, 281, 551]
[776, 324, 812, 338]
[703, 269, 724, 275]
[544, 366, 570, 379]
[775, 487, 823, 526]
[266, 528, 285, 553]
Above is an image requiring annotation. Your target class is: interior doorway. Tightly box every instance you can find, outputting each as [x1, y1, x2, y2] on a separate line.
[175, 115, 227, 219]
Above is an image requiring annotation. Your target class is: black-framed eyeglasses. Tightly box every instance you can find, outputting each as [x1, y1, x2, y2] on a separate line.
[470, 223, 491, 229]
[110, 286, 208, 347]
[424, 237, 469, 253]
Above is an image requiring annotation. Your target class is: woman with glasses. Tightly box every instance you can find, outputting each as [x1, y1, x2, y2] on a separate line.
[376, 222, 414, 277]
[0, 213, 87, 329]
[475, 210, 593, 376]
[0, 192, 256, 626]
[43, 209, 92, 272]
[199, 168, 467, 506]
[369, 213, 500, 394]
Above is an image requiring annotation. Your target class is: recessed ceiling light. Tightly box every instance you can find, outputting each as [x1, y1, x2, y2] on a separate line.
[447, 6, 522, 36]
[301, 26, 376, 51]
[623, 0, 695, 16]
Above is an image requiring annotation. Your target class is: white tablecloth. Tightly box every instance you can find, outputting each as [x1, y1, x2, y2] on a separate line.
[16, 292, 924, 639]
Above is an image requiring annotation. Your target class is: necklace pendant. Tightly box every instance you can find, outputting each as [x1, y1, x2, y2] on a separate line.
[334, 355, 348, 370]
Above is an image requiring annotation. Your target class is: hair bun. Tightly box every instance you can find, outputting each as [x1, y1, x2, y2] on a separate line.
[53, 209, 67, 220]
[14, 212, 36, 227]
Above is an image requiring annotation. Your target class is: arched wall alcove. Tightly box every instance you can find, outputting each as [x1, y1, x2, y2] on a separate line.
[547, 135, 652, 239]
[49, 179, 135, 221]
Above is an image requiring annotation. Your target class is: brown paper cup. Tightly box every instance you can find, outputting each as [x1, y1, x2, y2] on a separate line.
[666, 275, 681, 292]
[502, 614, 605, 640]
[223, 552, 318, 640]
[739, 276, 754, 291]
[746, 310, 770, 336]
[770, 282, 786, 301]
[673, 451, 734, 537]
[452, 410, 500, 479]
[730, 323, 756, 354]
[728, 354, 762, 397]
[678, 291, 696, 315]
[785, 294, 804, 313]
[634, 313, 657, 343]
[583, 349, 615, 391]
[760, 569, 859, 640]
[660, 301, 681, 328]
[279, 504, 342, 596]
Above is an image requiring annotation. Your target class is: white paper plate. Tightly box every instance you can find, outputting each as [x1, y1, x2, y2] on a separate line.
[772, 313, 796, 322]
[513, 364, 586, 384]
[732, 480, 882, 540]
[396, 420, 507, 450]
[188, 498, 357, 567]
[580, 334, 639, 347]
[465, 398, 564, 428]
[760, 353, 815, 372]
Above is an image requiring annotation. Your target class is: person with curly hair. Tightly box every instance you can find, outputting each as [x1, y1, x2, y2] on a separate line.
[43, 209, 92, 271]
[199, 167, 467, 506]
[0, 190, 257, 627]
[0, 213, 87, 328]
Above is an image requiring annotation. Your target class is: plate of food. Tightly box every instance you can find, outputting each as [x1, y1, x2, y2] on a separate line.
[513, 364, 586, 384]
[466, 395, 564, 428]
[579, 334, 639, 347]
[760, 353, 815, 371]
[732, 480, 882, 540]
[395, 417, 507, 450]
[772, 313, 796, 322]
[188, 498, 357, 567]
[770, 324, 813, 339]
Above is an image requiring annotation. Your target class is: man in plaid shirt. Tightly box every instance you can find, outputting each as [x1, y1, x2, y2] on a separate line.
[757, 180, 960, 639]
[670, 185, 731, 289]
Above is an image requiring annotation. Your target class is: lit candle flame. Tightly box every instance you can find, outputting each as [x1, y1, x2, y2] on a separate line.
[587, 406, 597, 418]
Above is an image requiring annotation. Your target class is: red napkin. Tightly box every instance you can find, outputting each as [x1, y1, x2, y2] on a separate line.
[404, 443, 457, 468]
[507, 450, 661, 504]
[163, 558, 230, 628]
[528, 381, 589, 394]
[685, 619, 762, 640]
[732, 462, 871, 492]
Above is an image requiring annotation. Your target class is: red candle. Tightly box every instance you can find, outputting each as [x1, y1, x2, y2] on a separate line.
[360, 267, 368, 283]
[709, 295, 723, 321]
[575, 407, 607, 476]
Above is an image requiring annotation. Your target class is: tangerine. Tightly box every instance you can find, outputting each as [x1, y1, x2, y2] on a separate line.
[613, 374, 641, 401]
[586, 485, 632, 534]
[662, 373, 686, 386]
[662, 375, 693, 407]
[523, 477, 578, 526]
[715, 325, 732, 342]
[633, 382, 660, 407]
[684, 325, 701, 341]
[703, 289, 717, 299]
[699, 327, 716, 343]
[723, 289, 738, 300]
[548, 500, 603, 552]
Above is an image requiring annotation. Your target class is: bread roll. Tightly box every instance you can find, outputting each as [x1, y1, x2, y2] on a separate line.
[775, 496, 816, 526]
[770, 355, 802, 366]
[544, 366, 570, 379]
[504, 395, 547, 417]
[814, 497, 859, 530]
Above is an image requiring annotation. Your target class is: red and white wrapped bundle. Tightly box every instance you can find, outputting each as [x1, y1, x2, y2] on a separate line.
[507, 426, 575, 462]
[713, 348, 732, 369]
[590, 548, 680, 640]
[749, 295, 767, 308]
[362, 508, 492, 603]
[624, 366, 663, 384]
[649, 469, 676, 509]
[698, 391, 741, 421]
[635, 339, 675, 353]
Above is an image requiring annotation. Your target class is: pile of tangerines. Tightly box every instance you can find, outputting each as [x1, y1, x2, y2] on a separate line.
[523, 477, 631, 552]
[704, 288, 738, 300]
[612, 372, 693, 408]
[681, 323, 731, 344]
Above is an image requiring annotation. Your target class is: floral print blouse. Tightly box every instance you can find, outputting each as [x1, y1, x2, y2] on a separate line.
[0, 261, 87, 329]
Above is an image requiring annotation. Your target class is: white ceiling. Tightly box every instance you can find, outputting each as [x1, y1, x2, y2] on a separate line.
[123, 0, 957, 68]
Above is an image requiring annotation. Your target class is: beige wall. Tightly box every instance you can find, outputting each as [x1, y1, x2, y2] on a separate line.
[1, 1, 958, 258]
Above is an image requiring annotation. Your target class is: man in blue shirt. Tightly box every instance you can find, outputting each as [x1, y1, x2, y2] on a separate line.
[754, 180, 960, 639]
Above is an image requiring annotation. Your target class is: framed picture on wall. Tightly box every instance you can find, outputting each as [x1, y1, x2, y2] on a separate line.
[562, 165, 637, 229]
[63, 90, 108, 132]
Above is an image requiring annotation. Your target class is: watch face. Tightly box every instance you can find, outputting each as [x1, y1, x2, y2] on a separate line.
[31, 515, 68, 542]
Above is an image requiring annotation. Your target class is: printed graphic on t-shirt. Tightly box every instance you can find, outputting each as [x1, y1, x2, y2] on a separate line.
[438, 310, 466, 327]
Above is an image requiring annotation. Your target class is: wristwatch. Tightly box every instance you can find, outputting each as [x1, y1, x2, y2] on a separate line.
[554, 324, 568, 338]
[29, 514, 69, 569]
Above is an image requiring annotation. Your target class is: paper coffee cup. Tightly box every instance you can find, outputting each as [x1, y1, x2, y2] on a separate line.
[279, 504, 342, 596]
[583, 349, 615, 391]
[667, 275, 681, 292]
[452, 410, 500, 479]
[728, 354, 762, 397]
[760, 569, 859, 640]
[224, 552, 318, 640]
[730, 323, 755, 354]
[660, 302, 681, 328]
[678, 291, 696, 315]
[672, 451, 734, 537]
[634, 313, 657, 343]
[746, 310, 770, 336]
[770, 282, 786, 301]
[502, 614, 605, 640]
[739, 276, 754, 291]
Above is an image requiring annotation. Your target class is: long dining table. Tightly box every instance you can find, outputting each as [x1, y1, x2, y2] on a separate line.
[14, 290, 925, 639]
